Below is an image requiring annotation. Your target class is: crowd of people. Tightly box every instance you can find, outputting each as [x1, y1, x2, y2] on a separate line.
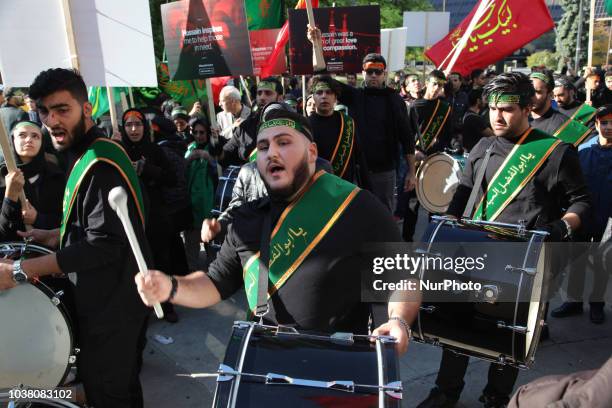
[0, 37, 611, 408]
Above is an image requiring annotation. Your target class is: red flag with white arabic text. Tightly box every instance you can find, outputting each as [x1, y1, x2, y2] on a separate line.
[425, 0, 554, 76]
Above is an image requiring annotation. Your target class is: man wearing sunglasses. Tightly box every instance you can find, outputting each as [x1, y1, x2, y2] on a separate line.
[308, 26, 417, 214]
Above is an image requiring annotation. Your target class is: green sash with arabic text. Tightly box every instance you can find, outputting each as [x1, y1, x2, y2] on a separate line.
[553, 117, 592, 147]
[418, 99, 451, 151]
[60, 138, 145, 247]
[472, 128, 561, 222]
[243, 171, 359, 312]
[330, 113, 355, 178]
[569, 103, 597, 126]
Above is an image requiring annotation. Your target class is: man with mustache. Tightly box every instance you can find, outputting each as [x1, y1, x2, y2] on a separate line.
[0, 68, 151, 408]
[136, 105, 418, 355]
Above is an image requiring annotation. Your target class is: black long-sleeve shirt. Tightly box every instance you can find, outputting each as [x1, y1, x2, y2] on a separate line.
[56, 126, 152, 328]
[207, 186, 401, 334]
[447, 133, 591, 229]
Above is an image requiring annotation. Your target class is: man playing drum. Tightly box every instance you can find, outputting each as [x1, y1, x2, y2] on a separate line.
[418, 72, 591, 408]
[135, 106, 418, 355]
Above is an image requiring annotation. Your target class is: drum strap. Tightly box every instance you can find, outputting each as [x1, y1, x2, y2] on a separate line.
[412, 108, 426, 153]
[463, 144, 493, 219]
[255, 213, 272, 319]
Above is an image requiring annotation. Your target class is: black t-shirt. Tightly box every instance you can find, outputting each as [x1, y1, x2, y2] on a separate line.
[447, 133, 591, 228]
[530, 107, 570, 136]
[206, 187, 401, 333]
[462, 111, 489, 152]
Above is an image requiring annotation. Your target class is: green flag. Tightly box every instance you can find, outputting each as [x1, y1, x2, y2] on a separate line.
[245, 0, 283, 30]
[607, 0, 612, 16]
[157, 62, 207, 108]
[88, 87, 128, 120]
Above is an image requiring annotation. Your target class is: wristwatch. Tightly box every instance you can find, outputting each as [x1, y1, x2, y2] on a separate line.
[389, 316, 412, 338]
[12, 259, 27, 284]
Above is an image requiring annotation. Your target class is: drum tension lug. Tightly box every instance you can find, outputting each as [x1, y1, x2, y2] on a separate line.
[69, 355, 77, 364]
[504, 265, 536, 276]
[496, 355, 507, 366]
[233, 321, 252, 330]
[420, 305, 436, 313]
[497, 321, 529, 334]
[331, 332, 354, 345]
[51, 291, 63, 306]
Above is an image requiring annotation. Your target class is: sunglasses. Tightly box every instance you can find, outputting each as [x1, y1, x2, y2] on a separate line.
[365, 69, 383, 76]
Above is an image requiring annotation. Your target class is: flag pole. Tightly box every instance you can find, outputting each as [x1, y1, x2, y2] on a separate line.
[206, 78, 218, 129]
[128, 88, 135, 108]
[302, 75, 307, 115]
[586, 0, 596, 104]
[443, 0, 494, 74]
[240, 76, 253, 107]
[107, 87, 119, 133]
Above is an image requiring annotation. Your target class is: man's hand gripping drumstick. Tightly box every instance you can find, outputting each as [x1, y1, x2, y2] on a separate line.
[108, 186, 164, 319]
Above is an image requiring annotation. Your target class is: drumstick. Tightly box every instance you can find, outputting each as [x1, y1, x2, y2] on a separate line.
[108, 186, 164, 319]
[305, 0, 326, 72]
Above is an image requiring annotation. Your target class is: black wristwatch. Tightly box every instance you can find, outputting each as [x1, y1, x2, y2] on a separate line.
[12, 259, 27, 284]
[166, 275, 178, 303]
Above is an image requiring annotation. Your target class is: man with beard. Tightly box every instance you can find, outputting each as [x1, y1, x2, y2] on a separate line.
[135, 106, 418, 355]
[308, 75, 370, 187]
[530, 71, 592, 147]
[418, 72, 591, 408]
[212, 77, 284, 167]
[0, 68, 152, 408]
[553, 76, 596, 128]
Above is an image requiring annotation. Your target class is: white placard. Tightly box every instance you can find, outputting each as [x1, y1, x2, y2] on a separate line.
[380, 28, 408, 72]
[403, 11, 450, 48]
[0, 0, 157, 87]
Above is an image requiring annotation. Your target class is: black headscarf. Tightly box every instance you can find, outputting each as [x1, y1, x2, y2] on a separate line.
[120, 108, 151, 161]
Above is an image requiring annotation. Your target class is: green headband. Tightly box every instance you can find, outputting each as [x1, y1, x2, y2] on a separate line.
[12, 121, 42, 134]
[258, 118, 312, 140]
[257, 81, 276, 92]
[313, 82, 332, 93]
[487, 92, 522, 105]
[530, 72, 551, 86]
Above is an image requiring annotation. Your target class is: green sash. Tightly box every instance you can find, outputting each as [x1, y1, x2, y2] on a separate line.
[60, 138, 145, 247]
[417, 99, 451, 151]
[329, 113, 355, 178]
[472, 128, 561, 222]
[248, 148, 257, 162]
[553, 117, 591, 147]
[569, 103, 597, 126]
[242, 171, 359, 312]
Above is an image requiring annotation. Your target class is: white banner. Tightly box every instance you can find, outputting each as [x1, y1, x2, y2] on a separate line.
[380, 28, 408, 72]
[0, 0, 157, 87]
[402, 11, 450, 48]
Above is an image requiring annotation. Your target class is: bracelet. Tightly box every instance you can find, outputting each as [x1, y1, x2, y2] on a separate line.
[165, 275, 178, 303]
[389, 316, 412, 338]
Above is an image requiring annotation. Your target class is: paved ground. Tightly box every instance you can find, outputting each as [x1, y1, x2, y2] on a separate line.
[141, 215, 612, 407]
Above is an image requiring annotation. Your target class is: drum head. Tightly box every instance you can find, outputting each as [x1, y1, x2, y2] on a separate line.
[0, 283, 73, 389]
[416, 153, 464, 214]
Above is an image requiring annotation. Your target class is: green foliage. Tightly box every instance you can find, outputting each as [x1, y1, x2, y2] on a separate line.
[555, 0, 589, 70]
[526, 50, 560, 69]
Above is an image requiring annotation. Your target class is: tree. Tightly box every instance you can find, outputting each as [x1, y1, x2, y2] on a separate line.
[526, 50, 560, 70]
[555, 0, 589, 71]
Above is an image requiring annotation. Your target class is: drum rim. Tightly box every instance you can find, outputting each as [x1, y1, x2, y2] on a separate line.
[416, 153, 463, 214]
[0, 242, 76, 388]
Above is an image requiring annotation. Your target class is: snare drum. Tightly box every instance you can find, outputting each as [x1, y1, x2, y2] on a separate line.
[213, 321, 402, 407]
[416, 152, 466, 214]
[0, 242, 76, 390]
[413, 217, 550, 368]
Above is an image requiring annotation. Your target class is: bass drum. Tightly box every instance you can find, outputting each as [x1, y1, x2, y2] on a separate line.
[0, 242, 76, 390]
[208, 166, 241, 256]
[413, 217, 550, 368]
[213, 321, 402, 407]
[416, 152, 466, 214]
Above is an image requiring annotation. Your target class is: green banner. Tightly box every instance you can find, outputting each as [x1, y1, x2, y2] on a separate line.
[60, 139, 145, 247]
[569, 103, 597, 126]
[245, 0, 283, 30]
[157, 62, 207, 108]
[554, 117, 592, 146]
[473, 128, 561, 222]
[243, 171, 359, 312]
[330, 113, 355, 178]
[88, 87, 128, 120]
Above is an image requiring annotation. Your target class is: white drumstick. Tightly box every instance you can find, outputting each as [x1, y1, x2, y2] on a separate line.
[108, 186, 164, 319]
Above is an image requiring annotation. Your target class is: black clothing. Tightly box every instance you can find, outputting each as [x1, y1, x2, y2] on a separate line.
[447, 91, 469, 132]
[557, 99, 583, 120]
[56, 126, 152, 408]
[462, 111, 490, 152]
[409, 98, 454, 154]
[447, 134, 591, 228]
[207, 188, 401, 334]
[530, 107, 570, 136]
[336, 83, 415, 172]
[215, 110, 259, 167]
[309, 111, 371, 188]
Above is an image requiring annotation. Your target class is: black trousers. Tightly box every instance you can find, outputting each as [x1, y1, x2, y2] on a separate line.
[435, 348, 519, 400]
[77, 317, 148, 408]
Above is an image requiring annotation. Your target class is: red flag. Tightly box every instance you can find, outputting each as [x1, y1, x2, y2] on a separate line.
[260, 0, 318, 77]
[425, 0, 554, 76]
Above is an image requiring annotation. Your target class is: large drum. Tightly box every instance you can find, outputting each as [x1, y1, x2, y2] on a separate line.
[209, 166, 241, 254]
[0, 242, 76, 390]
[213, 321, 402, 407]
[416, 152, 466, 214]
[413, 217, 550, 368]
